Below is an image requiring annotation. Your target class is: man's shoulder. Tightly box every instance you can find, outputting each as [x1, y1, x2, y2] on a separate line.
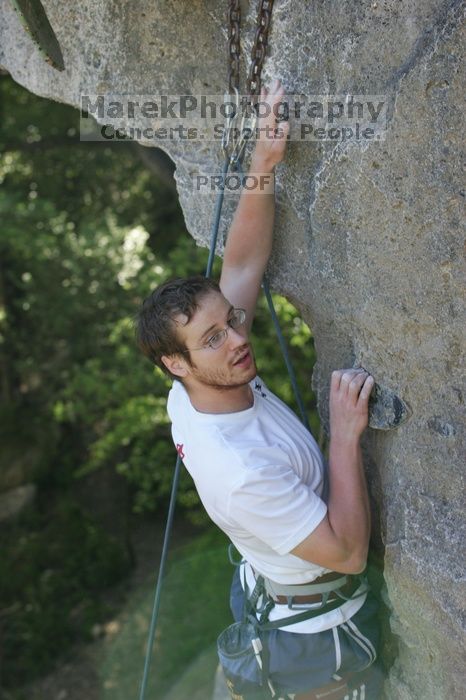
[166, 379, 188, 420]
[168, 378, 185, 399]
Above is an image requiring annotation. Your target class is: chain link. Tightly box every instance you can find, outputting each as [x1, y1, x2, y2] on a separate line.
[227, 0, 274, 99]
[247, 0, 274, 99]
[228, 0, 241, 93]
[225, 0, 275, 163]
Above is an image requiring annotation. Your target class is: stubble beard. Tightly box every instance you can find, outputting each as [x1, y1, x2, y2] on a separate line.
[189, 349, 257, 391]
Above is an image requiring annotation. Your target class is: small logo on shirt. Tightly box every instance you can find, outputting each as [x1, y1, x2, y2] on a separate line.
[254, 380, 267, 398]
[176, 443, 185, 459]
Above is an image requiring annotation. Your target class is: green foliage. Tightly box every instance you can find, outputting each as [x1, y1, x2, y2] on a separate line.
[100, 528, 232, 700]
[0, 500, 130, 688]
[0, 76, 182, 241]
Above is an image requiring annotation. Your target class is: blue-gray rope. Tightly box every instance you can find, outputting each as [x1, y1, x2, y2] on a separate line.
[262, 276, 309, 430]
[206, 158, 230, 277]
[138, 155, 314, 700]
[137, 454, 182, 700]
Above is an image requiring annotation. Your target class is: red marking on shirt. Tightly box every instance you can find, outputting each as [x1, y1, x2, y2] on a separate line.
[176, 443, 185, 459]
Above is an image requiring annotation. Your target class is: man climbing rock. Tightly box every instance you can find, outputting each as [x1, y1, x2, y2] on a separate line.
[136, 80, 383, 699]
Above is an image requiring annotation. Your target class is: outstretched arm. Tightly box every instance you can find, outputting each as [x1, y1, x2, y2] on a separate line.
[219, 79, 289, 330]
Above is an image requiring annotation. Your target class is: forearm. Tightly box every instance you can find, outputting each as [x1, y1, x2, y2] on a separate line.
[327, 436, 371, 570]
[290, 369, 373, 573]
[222, 152, 275, 273]
[219, 80, 288, 319]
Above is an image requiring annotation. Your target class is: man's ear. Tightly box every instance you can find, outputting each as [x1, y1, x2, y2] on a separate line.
[161, 354, 189, 378]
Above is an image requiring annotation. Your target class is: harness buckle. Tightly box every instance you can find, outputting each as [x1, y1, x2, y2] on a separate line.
[286, 590, 331, 611]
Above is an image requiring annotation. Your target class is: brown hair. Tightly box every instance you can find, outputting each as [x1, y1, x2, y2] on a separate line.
[135, 276, 221, 376]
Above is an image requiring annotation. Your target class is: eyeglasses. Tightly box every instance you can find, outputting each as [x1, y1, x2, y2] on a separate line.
[183, 308, 246, 352]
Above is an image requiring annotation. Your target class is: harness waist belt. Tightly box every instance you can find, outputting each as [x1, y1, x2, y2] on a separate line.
[262, 571, 358, 606]
[245, 568, 369, 630]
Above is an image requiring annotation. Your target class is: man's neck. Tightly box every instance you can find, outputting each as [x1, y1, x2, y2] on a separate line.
[185, 382, 254, 414]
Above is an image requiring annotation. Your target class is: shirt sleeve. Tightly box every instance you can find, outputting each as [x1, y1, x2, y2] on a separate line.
[227, 462, 327, 556]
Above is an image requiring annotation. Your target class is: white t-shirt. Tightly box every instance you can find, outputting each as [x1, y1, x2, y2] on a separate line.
[167, 375, 367, 632]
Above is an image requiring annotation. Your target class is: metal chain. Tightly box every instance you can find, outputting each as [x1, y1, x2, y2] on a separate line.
[247, 0, 275, 99]
[225, 0, 275, 163]
[228, 0, 241, 93]
[227, 0, 275, 99]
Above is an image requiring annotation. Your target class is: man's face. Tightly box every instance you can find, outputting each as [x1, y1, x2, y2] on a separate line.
[175, 291, 257, 389]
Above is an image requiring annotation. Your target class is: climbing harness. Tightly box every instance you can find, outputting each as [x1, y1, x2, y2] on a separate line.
[217, 559, 372, 699]
[217, 544, 375, 700]
[241, 568, 368, 632]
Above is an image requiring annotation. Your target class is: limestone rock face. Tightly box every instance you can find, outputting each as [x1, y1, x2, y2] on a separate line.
[1, 1, 464, 697]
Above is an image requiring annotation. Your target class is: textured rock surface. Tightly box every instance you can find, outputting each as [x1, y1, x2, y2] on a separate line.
[1, 1, 464, 698]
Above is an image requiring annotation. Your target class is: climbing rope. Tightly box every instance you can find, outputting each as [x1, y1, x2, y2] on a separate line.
[138, 3, 319, 697]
